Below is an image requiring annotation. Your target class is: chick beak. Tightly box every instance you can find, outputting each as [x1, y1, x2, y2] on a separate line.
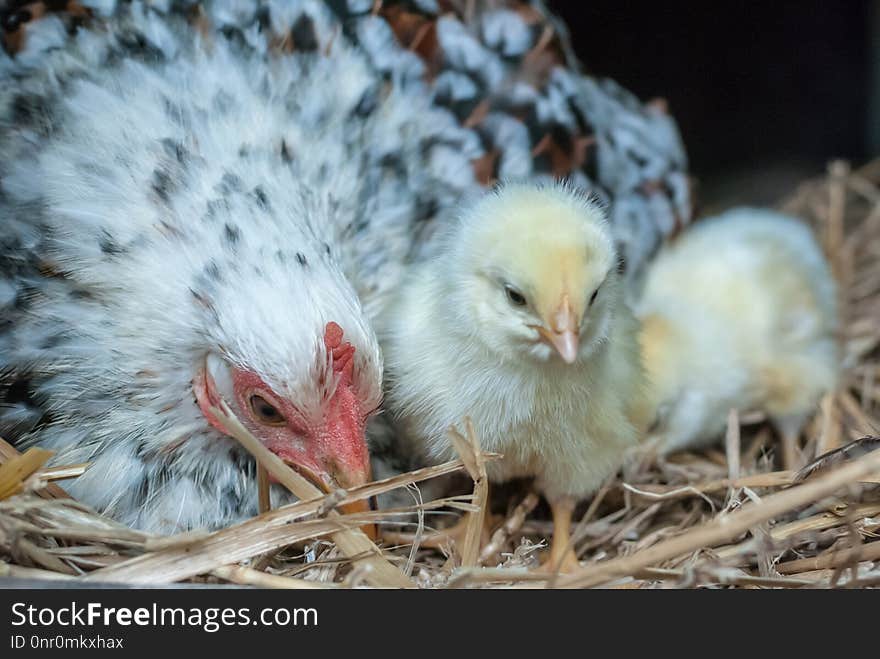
[537, 295, 580, 364]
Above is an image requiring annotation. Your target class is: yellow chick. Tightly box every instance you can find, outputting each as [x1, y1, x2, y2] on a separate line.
[381, 182, 648, 571]
[637, 208, 839, 468]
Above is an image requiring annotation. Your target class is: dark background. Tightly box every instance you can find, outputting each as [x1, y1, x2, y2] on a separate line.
[550, 1, 878, 209]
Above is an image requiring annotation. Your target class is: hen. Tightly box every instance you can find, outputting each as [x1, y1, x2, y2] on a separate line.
[0, 0, 689, 532]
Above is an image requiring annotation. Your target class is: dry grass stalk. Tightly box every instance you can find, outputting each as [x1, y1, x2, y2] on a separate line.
[0, 443, 472, 585]
[0, 438, 69, 500]
[710, 500, 880, 566]
[211, 565, 339, 589]
[558, 446, 880, 587]
[209, 400, 414, 588]
[1, 562, 76, 581]
[622, 471, 794, 502]
[32, 464, 89, 483]
[776, 539, 880, 575]
[0, 447, 54, 501]
[444, 567, 549, 588]
[448, 418, 488, 568]
[82, 455, 472, 586]
[257, 465, 271, 515]
[795, 436, 880, 483]
[631, 567, 817, 589]
[479, 492, 540, 566]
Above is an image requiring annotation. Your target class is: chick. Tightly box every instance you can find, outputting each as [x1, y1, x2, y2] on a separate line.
[381, 183, 648, 571]
[637, 208, 839, 468]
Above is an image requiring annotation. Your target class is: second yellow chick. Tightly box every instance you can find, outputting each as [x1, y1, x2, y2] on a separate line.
[637, 208, 839, 468]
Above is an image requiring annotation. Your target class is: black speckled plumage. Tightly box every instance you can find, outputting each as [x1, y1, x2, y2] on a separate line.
[0, 0, 691, 531]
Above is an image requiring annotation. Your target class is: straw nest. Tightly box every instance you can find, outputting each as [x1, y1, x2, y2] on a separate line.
[2, 160, 880, 589]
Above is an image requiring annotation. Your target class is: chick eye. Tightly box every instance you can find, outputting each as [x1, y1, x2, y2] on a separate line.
[504, 285, 527, 307]
[589, 287, 600, 306]
[249, 394, 286, 426]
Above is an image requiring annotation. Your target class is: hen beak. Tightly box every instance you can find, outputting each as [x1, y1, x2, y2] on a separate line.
[335, 473, 376, 541]
[283, 461, 377, 541]
[340, 499, 376, 541]
[536, 295, 580, 364]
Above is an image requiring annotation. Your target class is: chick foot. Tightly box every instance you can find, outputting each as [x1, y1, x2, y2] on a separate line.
[537, 496, 582, 574]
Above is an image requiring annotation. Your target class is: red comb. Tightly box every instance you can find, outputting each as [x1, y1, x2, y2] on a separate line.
[324, 322, 355, 386]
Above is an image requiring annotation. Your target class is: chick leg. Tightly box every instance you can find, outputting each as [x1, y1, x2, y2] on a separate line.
[780, 432, 801, 472]
[775, 415, 805, 471]
[538, 496, 581, 573]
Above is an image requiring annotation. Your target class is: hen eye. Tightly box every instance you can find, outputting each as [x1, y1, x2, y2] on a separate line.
[249, 394, 286, 426]
[505, 285, 527, 307]
[589, 287, 600, 306]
